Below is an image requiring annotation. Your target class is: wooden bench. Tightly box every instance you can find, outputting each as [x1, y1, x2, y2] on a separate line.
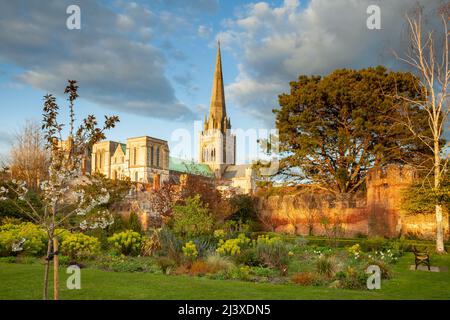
[412, 246, 431, 270]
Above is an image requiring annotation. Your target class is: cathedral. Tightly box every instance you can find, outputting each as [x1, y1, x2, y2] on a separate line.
[90, 43, 256, 194]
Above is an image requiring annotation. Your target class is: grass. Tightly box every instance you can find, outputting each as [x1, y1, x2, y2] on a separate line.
[1, 253, 450, 300]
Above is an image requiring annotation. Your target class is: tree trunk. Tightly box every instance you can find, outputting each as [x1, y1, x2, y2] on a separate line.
[53, 237, 59, 300]
[434, 141, 445, 254]
[43, 237, 52, 300]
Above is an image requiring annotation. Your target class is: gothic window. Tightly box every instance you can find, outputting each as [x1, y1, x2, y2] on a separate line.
[150, 145, 154, 166]
[156, 147, 160, 167]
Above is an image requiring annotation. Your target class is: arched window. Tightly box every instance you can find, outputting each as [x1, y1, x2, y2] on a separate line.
[150, 145, 154, 166]
[156, 147, 160, 167]
[134, 172, 139, 182]
[133, 147, 137, 166]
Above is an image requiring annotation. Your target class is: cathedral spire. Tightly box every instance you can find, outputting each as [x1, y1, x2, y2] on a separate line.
[207, 41, 228, 132]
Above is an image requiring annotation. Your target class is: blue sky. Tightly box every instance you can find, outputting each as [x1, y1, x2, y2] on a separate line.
[0, 0, 447, 163]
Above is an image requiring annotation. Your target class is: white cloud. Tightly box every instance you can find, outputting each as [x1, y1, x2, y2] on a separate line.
[198, 25, 213, 38]
[219, 0, 444, 125]
[0, 0, 196, 121]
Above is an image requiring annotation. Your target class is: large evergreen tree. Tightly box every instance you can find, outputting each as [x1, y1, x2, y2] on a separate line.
[274, 66, 432, 196]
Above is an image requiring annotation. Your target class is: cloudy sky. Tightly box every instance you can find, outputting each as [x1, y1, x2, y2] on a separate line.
[0, 0, 447, 163]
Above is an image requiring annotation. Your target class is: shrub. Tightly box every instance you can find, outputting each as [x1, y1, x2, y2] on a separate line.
[216, 234, 251, 256]
[255, 240, 290, 275]
[235, 248, 261, 266]
[204, 253, 234, 273]
[192, 236, 216, 257]
[316, 256, 337, 278]
[291, 272, 318, 286]
[141, 230, 161, 257]
[347, 244, 362, 259]
[182, 241, 198, 260]
[159, 228, 183, 263]
[107, 230, 142, 256]
[156, 256, 177, 274]
[61, 233, 100, 261]
[172, 196, 214, 237]
[0, 256, 16, 263]
[128, 212, 143, 234]
[337, 266, 367, 290]
[225, 265, 252, 281]
[213, 229, 226, 239]
[0, 222, 46, 257]
[190, 260, 210, 276]
[365, 259, 392, 279]
[361, 236, 389, 252]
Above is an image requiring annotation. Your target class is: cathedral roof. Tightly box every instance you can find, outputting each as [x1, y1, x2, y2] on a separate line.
[169, 157, 213, 177]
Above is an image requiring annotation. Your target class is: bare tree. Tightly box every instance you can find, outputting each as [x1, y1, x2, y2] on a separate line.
[9, 120, 49, 190]
[394, 5, 449, 253]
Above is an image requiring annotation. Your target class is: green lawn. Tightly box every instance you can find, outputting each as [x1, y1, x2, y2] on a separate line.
[1, 253, 449, 300]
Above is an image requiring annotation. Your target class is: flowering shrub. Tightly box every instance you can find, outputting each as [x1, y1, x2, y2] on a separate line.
[216, 234, 250, 256]
[347, 244, 362, 259]
[213, 229, 226, 239]
[0, 222, 46, 257]
[367, 249, 399, 263]
[256, 234, 281, 245]
[182, 241, 198, 259]
[107, 230, 142, 256]
[61, 233, 100, 260]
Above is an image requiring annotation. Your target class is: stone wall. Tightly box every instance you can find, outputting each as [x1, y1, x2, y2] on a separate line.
[256, 165, 449, 239]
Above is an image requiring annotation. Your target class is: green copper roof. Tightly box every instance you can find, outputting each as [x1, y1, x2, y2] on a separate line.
[169, 157, 213, 177]
[120, 144, 126, 154]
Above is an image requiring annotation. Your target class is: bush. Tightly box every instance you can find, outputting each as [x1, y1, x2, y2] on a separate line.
[156, 256, 177, 274]
[159, 228, 183, 263]
[336, 266, 367, 290]
[291, 272, 319, 286]
[61, 233, 100, 261]
[141, 230, 161, 257]
[204, 253, 234, 273]
[182, 241, 198, 260]
[107, 230, 142, 256]
[255, 239, 290, 275]
[192, 236, 216, 257]
[0, 256, 16, 263]
[234, 248, 261, 267]
[316, 256, 338, 278]
[224, 265, 252, 281]
[190, 260, 210, 276]
[0, 222, 46, 257]
[128, 212, 143, 234]
[172, 196, 214, 237]
[365, 259, 392, 279]
[361, 236, 389, 252]
[216, 234, 251, 256]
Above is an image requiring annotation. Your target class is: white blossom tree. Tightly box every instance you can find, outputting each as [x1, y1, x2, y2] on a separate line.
[0, 80, 120, 299]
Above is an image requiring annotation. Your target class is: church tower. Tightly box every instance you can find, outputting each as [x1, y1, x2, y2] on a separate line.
[199, 42, 236, 177]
